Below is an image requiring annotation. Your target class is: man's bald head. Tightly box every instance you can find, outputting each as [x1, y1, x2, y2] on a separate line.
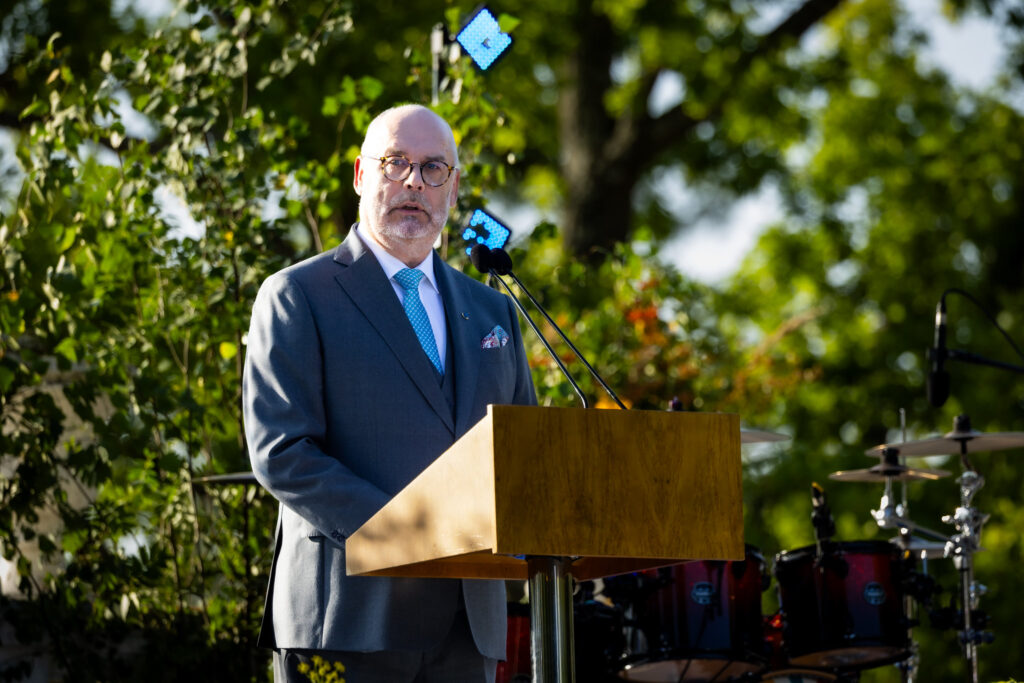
[353, 105, 462, 266]
[360, 105, 460, 168]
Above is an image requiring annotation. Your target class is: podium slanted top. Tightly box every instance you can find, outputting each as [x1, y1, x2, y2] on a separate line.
[346, 405, 743, 581]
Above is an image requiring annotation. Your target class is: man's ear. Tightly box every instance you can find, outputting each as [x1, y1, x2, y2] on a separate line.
[449, 169, 460, 208]
[353, 156, 363, 196]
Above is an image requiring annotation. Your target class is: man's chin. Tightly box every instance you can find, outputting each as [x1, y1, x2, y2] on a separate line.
[381, 221, 442, 242]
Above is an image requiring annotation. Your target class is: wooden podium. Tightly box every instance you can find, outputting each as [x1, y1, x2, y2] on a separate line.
[347, 405, 744, 682]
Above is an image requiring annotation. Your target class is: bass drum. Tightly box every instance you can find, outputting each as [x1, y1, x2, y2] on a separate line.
[773, 540, 910, 670]
[619, 545, 769, 681]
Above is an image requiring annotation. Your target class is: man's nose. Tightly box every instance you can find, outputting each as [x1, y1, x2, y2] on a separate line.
[404, 164, 425, 189]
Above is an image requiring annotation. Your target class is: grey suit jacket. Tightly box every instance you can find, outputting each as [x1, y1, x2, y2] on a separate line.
[242, 227, 536, 658]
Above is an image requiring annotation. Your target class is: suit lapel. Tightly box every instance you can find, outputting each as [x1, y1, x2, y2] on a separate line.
[332, 230, 455, 434]
[433, 254, 481, 438]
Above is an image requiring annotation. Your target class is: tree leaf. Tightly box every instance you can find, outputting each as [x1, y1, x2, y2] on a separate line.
[218, 341, 238, 360]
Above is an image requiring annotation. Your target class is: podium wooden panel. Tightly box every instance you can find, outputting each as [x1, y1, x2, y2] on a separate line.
[346, 405, 743, 581]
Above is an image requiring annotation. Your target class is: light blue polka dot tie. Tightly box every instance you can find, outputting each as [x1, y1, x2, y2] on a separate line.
[393, 268, 443, 375]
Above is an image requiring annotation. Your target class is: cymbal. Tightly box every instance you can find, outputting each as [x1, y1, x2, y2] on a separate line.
[868, 431, 1024, 457]
[829, 463, 951, 483]
[866, 415, 1024, 457]
[890, 536, 948, 560]
[740, 429, 790, 444]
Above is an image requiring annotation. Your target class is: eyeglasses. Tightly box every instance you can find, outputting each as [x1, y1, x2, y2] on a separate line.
[375, 155, 456, 187]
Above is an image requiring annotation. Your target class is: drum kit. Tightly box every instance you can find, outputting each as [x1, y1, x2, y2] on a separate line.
[497, 414, 1024, 683]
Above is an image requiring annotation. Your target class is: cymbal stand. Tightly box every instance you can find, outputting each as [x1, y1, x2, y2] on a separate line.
[941, 440, 991, 683]
[895, 409, 920, 683]
[872, 483, 944, 683]
[870, 428, 951, 683]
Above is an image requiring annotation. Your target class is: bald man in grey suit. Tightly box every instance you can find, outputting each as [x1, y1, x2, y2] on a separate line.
[243, 105, 537, 682]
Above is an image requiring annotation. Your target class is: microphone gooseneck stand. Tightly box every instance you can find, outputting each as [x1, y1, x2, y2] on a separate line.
[486, 247, 628, 411]
[471, 245, 589, 409]
[471, 244, 630, 683]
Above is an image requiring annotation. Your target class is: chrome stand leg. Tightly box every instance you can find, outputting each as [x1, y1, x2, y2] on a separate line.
[528, 556, 575, 683]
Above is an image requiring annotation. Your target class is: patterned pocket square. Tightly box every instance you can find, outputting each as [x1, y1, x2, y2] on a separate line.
[481, 325, 510, 349]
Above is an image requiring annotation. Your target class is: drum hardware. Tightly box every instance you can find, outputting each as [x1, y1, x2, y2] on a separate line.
[942, 465, 992, 683]
[865, 468, 949, 545]
[810, 483, 836, 560]
[860, 414, 1017, 683]
[920, 416, 998, 683]
[822, 408, 940, 683]
[889, 536, 946, 561]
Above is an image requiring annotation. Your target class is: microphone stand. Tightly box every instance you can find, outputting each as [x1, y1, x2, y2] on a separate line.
[477, 245, 628, 410]
[930, 288, 1024, 384]
[498, 267, 628, 411]
[486, 270, 590, 409]
[943, 348, 1024, 374]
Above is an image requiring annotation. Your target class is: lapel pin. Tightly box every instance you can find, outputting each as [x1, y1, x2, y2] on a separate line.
[461, 312, 470, 320]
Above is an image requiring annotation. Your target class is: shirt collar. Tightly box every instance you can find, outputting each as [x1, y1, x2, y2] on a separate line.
[356, 224, 439, 293]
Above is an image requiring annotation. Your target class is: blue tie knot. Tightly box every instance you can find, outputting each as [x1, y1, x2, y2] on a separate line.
[394, 267, 424, 291]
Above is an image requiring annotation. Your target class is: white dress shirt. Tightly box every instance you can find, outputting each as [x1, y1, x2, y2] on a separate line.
[356, 225, 447, 371]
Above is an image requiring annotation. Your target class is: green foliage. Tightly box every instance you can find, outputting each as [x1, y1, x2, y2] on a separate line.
[298, 655, 346, 683]
[0, 2, 372, 679]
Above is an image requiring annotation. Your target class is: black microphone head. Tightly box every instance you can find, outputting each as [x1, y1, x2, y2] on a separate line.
[927, 369, 950, 408]
[810, 482, 825, 507]
[470, 244, 492, 274]
[490, 248, 514, 276]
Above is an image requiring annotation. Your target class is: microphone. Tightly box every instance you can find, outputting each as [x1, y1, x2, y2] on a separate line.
[471, 244, 590, 408]
[488, 247, 513, 276]
[476, 245, 628, 410]
[927, 299, 950, 407]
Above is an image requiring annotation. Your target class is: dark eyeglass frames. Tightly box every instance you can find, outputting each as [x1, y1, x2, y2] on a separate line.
[374, 155, 456, 187]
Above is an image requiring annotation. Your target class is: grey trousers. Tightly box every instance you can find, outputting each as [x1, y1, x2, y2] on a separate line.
[273, 609, 498, 683]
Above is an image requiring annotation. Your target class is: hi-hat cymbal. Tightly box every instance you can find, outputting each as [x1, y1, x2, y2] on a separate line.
[829, 463, 951, 483]
[740, 429, 790, 444]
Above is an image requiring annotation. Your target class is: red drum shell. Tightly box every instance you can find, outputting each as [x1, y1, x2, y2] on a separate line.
[773, 540, 910, 670]
[496, 602, 531, 683]
[620, 546, 768, 681]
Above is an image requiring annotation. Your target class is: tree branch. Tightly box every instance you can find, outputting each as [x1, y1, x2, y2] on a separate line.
[630, 0, 845, 167]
